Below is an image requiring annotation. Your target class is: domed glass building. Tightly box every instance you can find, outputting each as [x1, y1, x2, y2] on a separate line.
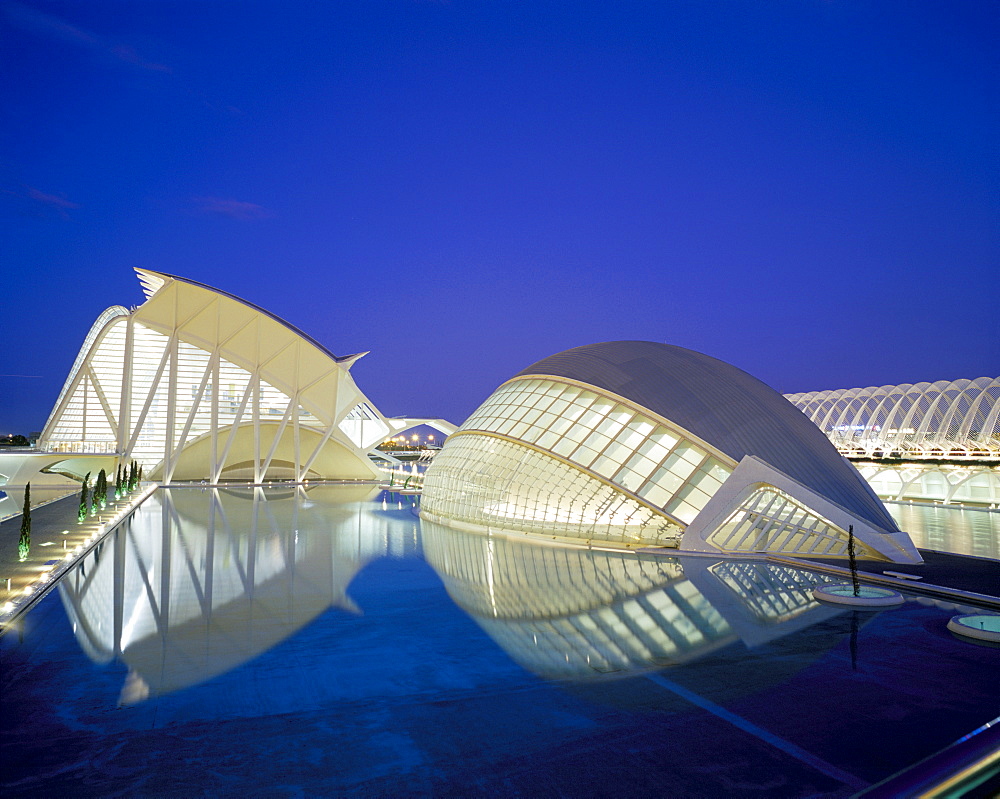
[421, 341, 920, 563]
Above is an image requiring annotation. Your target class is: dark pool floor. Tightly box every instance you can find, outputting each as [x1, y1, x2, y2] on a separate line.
[4, 550, 1000, 798]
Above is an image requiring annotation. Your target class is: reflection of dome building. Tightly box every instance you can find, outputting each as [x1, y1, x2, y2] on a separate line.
[422, 341, 919, 563]
[420, 519, 843, 680]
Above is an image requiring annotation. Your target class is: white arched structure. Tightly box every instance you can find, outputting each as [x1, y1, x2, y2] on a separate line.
[36, 269, 412, 484]
[785, 378, 1000, 459]
[858, 463, 1000, 507]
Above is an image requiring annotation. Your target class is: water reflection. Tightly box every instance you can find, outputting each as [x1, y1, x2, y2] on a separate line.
[889, 502, 1000, 559]
[58, 485, 416, 703]
[57, 486, 872, 701]
[420, 519, 844, 680]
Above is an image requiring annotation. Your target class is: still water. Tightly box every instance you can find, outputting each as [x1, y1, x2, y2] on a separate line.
[2, 486, 998, 797]
[888, 501, 1000, 560]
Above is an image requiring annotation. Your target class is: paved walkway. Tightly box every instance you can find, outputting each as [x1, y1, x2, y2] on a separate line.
[0, 490, 143, 614]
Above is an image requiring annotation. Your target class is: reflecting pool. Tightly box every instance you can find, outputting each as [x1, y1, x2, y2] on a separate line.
[2, 486, 998, 797]
[888, 501, 1000, 560]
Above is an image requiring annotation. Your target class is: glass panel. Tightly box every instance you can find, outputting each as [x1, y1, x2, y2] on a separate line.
[600, 440, 633, 467]
[641, 467, 686, 497]
[510, 421, 532, 438]
[551, 437, 578, 457]
[536, 429, 561, 449]
[572, 445, 601, 469]
[581, 430, 611, 454]
[675, 442, 707, 466]
[615, 467, 644, 493]
[638, 482, 673, 508]
[651, 430, 680, 451]
[619, 451, 657, 481]
[618, 420, 652, 450]
[661, 451, 698, 482]
[595, 412, 630, 438]
[669, 501, 701, 524]
[637, 437, 670, 465]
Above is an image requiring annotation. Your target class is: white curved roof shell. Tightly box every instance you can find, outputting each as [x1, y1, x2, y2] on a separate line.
[422, 341, 920, 563]
[39, 269, 394, 482]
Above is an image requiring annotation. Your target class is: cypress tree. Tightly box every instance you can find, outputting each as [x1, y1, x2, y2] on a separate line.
[115, 464, 122, 500]
[137, 464, 143, 484]
[18, 483, 31, 561]
[78, 472, 91, 522]
[97, 468, 108, 509]
[129, 461, 137, 491]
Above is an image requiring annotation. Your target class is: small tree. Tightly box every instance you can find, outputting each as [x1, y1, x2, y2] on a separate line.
[115, 464, 122, 500]
[847, 524, 860, 597]
[96, 469, 108, 510]
[137, 464, 143, 484]
[18, 483, 31, 561]
[78, 472, 91, 522]
[128, 461, 137, 492]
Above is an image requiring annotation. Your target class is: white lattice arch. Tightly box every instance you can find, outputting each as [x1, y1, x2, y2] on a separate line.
[786, 377, 1000, 458]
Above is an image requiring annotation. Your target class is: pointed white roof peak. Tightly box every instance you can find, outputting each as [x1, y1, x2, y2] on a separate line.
[134, 268, 168, 300]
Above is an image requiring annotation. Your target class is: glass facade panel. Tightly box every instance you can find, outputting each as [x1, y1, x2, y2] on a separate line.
[707, 486, 879, 559]
[422, 433, 682, 546]
[443, 376, 737, 538]
[659, 452, 698, 483]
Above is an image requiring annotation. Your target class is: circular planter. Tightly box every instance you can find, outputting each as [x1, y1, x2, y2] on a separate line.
[812, 583, 905, 607]
[947, 614, 1000, 643]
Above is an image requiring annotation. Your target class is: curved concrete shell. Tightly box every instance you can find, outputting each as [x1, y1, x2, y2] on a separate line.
[422, 341, 920, 563]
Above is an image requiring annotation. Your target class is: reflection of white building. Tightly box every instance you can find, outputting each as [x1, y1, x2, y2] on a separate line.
[13, 269, 454, 486]
[422, 341, 919, 563]
[421, 519, 843, 680]
[58, 485, 415, 702]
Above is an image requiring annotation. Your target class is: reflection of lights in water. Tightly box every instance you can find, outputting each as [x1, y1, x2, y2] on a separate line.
[487, 537, 497, 618]
[484, 501, 647, 531]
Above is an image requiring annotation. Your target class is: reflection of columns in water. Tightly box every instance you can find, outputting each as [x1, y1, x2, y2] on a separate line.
[888, 503, 1000, 560]
[57, 485, 412, 702]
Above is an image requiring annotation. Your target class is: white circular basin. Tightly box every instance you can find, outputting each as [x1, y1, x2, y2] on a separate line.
[947, 614, 1000, 643]
[812, 583, 905, 607]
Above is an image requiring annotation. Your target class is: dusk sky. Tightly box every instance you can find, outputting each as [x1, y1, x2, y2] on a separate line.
[2, 1, 997, 435]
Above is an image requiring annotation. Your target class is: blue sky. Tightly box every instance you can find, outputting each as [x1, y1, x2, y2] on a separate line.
[2, 1, 997, 433]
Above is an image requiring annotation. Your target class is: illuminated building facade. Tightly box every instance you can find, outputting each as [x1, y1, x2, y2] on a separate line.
[421, 341, 920, 563]
[34, 269, 443, 484]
